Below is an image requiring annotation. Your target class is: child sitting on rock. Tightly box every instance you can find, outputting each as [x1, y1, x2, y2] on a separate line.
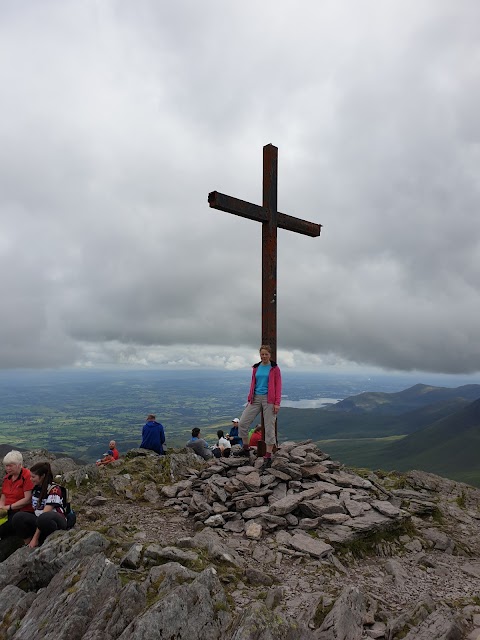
[212, 430, 232, 458]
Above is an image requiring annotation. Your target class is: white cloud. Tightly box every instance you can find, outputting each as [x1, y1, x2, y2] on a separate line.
[1, 1, 480, 374]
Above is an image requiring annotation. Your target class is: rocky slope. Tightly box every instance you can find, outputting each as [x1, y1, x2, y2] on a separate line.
[1, 442, 480, 639]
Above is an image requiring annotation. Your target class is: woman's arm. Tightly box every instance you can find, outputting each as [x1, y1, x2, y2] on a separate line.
[10, 490, 33, 511]
[0, 494, 5, 509]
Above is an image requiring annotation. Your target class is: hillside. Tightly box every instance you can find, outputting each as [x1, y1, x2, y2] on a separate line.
[279, 384, 480, 486]
[326, 383, 480, 415]
[2, 444, 480, 639]
[377, 397, 480, 482]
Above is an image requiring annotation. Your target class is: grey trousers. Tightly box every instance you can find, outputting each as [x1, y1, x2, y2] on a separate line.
[238, 395, 276, 445]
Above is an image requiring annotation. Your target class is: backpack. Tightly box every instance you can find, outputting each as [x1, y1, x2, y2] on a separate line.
[52, 483, 76, 530]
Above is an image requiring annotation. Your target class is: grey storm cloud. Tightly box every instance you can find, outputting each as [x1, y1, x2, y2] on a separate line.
[1, 1, 480, 373]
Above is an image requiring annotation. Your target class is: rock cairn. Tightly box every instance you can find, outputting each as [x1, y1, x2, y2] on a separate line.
[162, 440, 410, 554]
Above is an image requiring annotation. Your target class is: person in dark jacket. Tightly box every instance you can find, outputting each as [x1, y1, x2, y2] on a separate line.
[140, 414, 166, 455]
[226, 418, 243, 446]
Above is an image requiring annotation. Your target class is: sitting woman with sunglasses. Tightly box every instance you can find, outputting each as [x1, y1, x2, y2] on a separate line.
[11, 461, 67, 548]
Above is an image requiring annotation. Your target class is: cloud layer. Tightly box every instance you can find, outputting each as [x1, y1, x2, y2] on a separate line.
[1, 1, 480, 373]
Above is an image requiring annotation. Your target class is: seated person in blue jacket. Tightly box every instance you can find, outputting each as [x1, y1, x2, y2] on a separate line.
[226, 418, 243, 446]
[140, 414, 166, 455]
[186, 428, 212, 460]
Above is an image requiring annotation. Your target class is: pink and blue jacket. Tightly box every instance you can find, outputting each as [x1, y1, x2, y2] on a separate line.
[247, 361, 282, 406]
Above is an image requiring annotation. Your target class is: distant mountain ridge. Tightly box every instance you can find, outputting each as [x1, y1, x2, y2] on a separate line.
[280, 382, 480, 486]
[326, 383, 480, 415]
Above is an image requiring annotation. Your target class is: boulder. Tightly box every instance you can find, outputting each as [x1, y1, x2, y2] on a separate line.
[317, 586, 367, 639]
[117, 568, 229, 640]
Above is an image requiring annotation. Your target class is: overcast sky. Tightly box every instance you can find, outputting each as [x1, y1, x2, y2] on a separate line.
[1, 1, 480, 374]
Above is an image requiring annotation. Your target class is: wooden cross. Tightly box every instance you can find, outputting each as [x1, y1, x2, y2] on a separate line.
[208, 143, 322, 362]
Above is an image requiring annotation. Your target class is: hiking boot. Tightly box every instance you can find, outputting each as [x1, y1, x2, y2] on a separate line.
[261, 457, 272, 470]
[233, 448, 251, 457]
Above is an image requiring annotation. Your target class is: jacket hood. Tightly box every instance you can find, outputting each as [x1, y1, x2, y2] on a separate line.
[253, 360, 277, 368]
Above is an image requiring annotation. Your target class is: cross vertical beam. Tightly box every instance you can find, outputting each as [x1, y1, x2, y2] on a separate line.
[262, 144, 278, 360]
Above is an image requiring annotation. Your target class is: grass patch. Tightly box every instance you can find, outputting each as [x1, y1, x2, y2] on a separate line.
[313, 598, 336, 628]
[335, 519, 416, 559]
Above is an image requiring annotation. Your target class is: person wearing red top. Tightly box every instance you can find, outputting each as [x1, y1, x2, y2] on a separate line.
[109, 441, 119, 460]
[12, 461, 67, 548]
[0, 451, 34, 539]
[248, 425, 263, 450]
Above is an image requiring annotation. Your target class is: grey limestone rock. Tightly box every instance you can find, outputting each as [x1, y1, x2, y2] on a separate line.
[88, 495, 109, 506]
[230, 601, 316, 640]
[241, 471, 262, 491]
[242, 505, 270, 519]
[245, 567, 274, 586]
[245, 522, 263, 539]
[188, 528, 244, 567]
[422, 527, 455, 552]
[269, 494, 305, 516]
[371, 500, 405, 518]
[401, 609, 464, 640]
[205, 514, 226, 527]
[316, 586, 367, 640]
[300, 464, 329, 478]
[0, 530, 109, 592]
[120, 543, 144, 569]
[299, 497, 345, 519]
[235, 496, 265, 511]
[0, 585, 37, 636]
[83, 580, 147, 640]
[143, 544, 199, 564]
[143, 482, 160, 503]
[288, 532, 333, 558]
[118, 567, 229, 640]
[13, 553, 120, 640]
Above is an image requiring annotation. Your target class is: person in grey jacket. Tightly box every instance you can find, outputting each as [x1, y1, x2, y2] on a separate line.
[186, 428, 212, 460]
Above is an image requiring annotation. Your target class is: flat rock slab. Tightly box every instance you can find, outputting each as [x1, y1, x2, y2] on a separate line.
[245, 522, 263, 540]
[371, 500, 405, 518]
[344, 499, 365, 518]
[289, 533, 333, 558]
[269, 494, 305, 516]
[236, 466, 257, 475]
[268, 468, 292, 481]
[144, 545, 199, 563]
[235, 496, 265, 511]
[242, 505, 270, 519]
[300, 498, 345, 518]
[300, 464, 329, 478]
[241, 472, 262, 491]
[223, 519, 245, 533]
[332, 471, 373, 489]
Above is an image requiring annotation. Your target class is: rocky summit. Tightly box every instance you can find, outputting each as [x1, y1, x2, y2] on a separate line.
[1, 442, 480, 639]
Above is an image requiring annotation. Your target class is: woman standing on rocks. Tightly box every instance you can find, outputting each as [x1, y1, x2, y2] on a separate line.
[235, 345, 281, 469]
[11, 461, 67, 548]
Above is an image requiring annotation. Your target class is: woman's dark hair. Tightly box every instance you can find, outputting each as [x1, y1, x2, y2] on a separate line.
[192, 428, 200, 437]
[217, 430, 224, 439]
[30, 461, 53, 505]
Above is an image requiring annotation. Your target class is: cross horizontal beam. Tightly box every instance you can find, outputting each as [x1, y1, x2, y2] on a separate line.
[208, 191, 321, 238]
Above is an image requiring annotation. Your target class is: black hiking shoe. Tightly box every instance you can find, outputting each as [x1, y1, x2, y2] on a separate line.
[233, 448, 250, 457]
[261, 457, 272, 470]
